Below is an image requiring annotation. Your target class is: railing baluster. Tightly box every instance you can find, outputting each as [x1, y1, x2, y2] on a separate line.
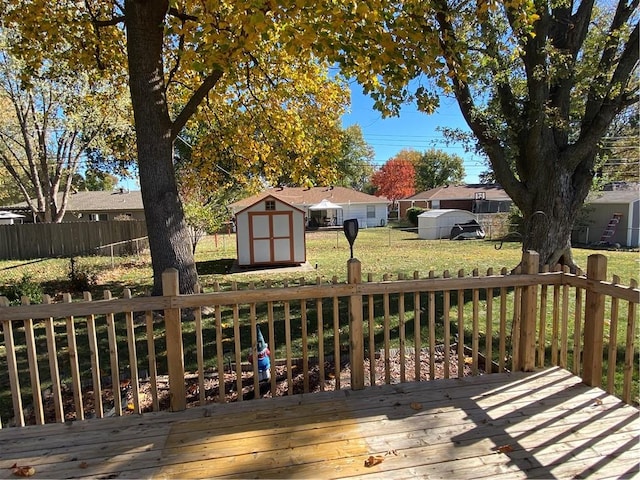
[572, 285, 583, 376]
[145, 310, 160, 411]
[284, 280, 293, 395]
[83, 292, 103, 419]
[368, 273, 375, 386]
[485, 268, 494, 374]
[266, 280, 277, 396]
[443, 270, 451, 378]
[472, 269, 479, 376]
[457, 269, 465, 378]
[104, 290, 122, 416]
[124, 289, 140, 414]
[499, 267, 508, 373]
[22, 297, 44, 424]
[332, 276, 340, 390]
[213, 281, 226, 403]
[300, 277, 309, 393]
[249, 282, 259, 399]
[316, 277, 325, 391]
[537, 265, 549, 368]
[415, 271, 423, 382]
[560, 265, 571, 369]
[231, 281, 242, 401]
[398, 273, 406, 383]
[1, 296, 24, 427]
[622, 279, 637, 404]
[43, 295, 63, 423]
[194, 284, 205, 405]
[551, 270, 561, 365]
[64, 293, 84, 421]
[606, 275, 621, 395]
[383, 273, 391, 384]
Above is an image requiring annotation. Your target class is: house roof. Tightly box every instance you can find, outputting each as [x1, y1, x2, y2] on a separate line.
[6, 190, 144, 212]
[229, 186, 389, 212]
[402, 184, 511, 201]
[234, 194, 306, 216]
[586, 187, 640, 205]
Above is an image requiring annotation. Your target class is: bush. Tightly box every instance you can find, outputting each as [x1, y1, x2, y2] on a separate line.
[1, 274, 44, 305]
[406, 207, 427, 226]
[68, 257, 98, 292]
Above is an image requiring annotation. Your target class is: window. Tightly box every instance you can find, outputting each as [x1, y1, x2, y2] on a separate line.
[89, 213, 108, 221]
[367, 205, 376, 218]
[265, 200, 276, 211]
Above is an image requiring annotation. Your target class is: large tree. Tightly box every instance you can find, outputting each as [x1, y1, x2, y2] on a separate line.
[341, 0, 638, 269]
[0, 44, 130, 222]
[1, 1, 377, 294]
[371, 156, 416, 208]
[414, 148, 465, 191]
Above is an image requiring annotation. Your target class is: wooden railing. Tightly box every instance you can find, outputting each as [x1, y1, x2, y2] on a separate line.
[0, 251, 637, 428]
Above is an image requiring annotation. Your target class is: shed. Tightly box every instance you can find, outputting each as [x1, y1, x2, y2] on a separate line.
[577, 185, 640, 247]
[235, 195, 306, 267]
[418, 209, 478, 240]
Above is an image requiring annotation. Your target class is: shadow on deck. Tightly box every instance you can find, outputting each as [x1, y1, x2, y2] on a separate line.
[0, 367, 637, 479]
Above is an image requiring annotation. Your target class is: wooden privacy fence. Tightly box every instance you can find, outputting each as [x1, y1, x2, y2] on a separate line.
[0, 221, 148, 260]
[0, 251, 637, 428]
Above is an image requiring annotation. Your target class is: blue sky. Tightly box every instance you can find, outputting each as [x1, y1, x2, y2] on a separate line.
[341, 83, 486, 183]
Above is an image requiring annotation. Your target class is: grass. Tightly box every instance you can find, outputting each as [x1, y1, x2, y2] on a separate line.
[0, 228, 638, 422]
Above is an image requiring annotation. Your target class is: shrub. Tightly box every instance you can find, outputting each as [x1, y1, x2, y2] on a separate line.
[1, 274, 44, 305]
[406, 207, 427, 226]
[68, 257, 98, 292]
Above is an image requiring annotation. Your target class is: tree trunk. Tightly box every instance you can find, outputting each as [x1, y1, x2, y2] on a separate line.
[124, 0, 198, 295]
[517, 158, 592, 272]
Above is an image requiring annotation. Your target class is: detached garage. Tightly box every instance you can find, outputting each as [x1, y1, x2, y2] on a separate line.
[418, 209, 478, 240]
[235, 195, 306, 267]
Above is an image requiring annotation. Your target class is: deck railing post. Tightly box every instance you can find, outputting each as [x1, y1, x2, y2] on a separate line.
[163, 268, 186, 411]
[517, 250, 539, 371]
[348, 258, 365, 390]
[582, 254, 607, 387]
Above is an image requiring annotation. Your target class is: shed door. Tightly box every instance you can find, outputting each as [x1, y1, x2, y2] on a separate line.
[249, 212, 294, 264]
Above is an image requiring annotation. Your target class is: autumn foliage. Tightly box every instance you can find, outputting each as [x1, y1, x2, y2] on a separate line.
[371, 158, 416, 205]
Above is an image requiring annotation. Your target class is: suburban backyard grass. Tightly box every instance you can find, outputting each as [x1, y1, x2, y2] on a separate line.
[0, 227, 638, 423]
[0, 228, 637, 295]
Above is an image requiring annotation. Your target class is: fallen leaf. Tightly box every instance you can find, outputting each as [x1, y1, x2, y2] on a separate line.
[79, 462, 89, 469]
[464, 356, 473, 365]
[495, 444, 513, 454]
[594, 398, 603, 406]
[385, 449, 398, 456]
[364, 455, 384, 467]
[12, 465, 35, 477]
[127, 402, 135, 411]
[410, 402, 423, 411]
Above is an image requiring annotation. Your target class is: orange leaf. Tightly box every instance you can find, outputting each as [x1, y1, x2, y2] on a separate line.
[410, 402, 423, 411]
[12, 466, 36, 477]
[364, 455, 384, 467]
[495, 444, 513, 454]
[79, 462, 89, 469]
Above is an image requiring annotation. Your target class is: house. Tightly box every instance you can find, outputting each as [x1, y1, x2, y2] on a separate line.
[398, 184, 512, 218]
[235, 195, 306, 267]
[0, 211, 24, 225]
[577, 183, 640, 247]
[4, 189, 145, 223]
[230, 186, 390, 229]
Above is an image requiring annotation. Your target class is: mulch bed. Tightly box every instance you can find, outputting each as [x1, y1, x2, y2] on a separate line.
[27, 346, 493, 425]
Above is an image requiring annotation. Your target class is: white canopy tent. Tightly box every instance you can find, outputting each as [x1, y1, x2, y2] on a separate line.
[308, 199, 343, 227]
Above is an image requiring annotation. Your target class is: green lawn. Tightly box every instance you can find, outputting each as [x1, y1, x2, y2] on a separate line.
[0, 228, 638, 422]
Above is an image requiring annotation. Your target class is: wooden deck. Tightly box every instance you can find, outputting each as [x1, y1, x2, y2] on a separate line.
[0, 367, 637, 479]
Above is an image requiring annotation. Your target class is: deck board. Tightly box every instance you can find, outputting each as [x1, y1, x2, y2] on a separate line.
[0, 367, 637, 479]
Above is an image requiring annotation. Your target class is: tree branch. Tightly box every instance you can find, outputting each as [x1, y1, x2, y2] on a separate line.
[171, 69, 224, 139]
